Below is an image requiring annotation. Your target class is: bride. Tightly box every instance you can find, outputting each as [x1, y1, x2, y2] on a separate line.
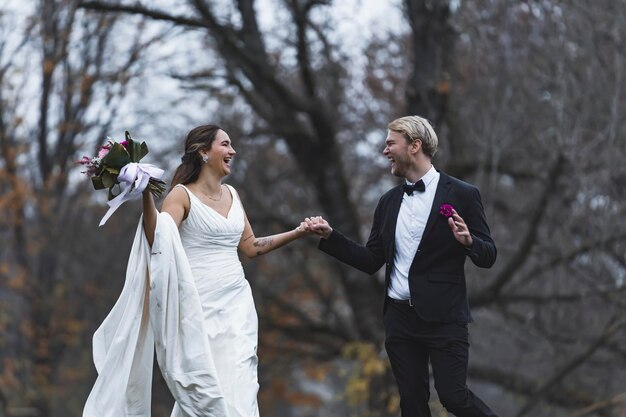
[83, 125, 308, 417]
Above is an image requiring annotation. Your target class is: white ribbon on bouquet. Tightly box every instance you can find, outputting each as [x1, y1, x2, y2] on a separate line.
[99, 162, 164, 227]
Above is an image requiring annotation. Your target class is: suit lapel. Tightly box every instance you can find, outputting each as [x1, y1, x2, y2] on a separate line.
[419, 171, 451, 248]
[385, 185, 404, 260]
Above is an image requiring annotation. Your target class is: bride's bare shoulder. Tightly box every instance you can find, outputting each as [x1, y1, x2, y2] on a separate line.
[162, 185, 191, 224]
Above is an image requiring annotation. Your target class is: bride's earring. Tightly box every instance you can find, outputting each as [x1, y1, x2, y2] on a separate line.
[202, 154, 209, 163]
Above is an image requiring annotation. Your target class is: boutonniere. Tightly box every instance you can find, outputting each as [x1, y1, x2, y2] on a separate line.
[439, 204, 454, 218]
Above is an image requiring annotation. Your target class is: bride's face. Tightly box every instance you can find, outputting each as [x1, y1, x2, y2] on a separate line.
[204, 130, 236, 176]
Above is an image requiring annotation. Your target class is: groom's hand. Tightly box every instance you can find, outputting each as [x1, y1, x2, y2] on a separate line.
[448, 209, 473, 248]
[304, 216, 333, 239]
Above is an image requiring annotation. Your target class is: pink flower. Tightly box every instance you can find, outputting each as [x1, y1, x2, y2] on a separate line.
[120, 140, 129, 148]
[439, 204, 454, 218]
[77, 156, 92, 165]
[98, 145, 111, 158]
[76, 156, 97, 176]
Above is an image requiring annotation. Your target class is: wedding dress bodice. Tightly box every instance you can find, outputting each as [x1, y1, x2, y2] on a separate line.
[178, 184, 246, 295]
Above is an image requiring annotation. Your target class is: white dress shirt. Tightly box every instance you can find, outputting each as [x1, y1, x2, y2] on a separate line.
[387, 165, 440, 301]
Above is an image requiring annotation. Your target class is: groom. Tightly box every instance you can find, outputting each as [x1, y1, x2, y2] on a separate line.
[306, 115, 498, 416]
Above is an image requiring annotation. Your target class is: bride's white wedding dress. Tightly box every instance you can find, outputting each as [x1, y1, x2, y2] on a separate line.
[174, 184, 259, 416]
[83, 184, 259, 417]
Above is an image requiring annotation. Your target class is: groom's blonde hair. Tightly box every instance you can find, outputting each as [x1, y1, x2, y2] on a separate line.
[388, 115, 438, 158]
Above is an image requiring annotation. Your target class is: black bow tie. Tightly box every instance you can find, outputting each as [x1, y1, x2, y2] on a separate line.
[403, 180, 425, 195]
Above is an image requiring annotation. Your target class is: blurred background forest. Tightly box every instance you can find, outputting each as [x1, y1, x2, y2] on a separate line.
[1, 0, 625, 416]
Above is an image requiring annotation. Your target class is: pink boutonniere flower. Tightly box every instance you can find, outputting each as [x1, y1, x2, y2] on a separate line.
[439, 204, 454, 218]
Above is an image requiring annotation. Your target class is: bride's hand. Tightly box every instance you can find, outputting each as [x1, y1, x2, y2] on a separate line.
[295, 221, 309, 236]
[295, 218, 324, 237]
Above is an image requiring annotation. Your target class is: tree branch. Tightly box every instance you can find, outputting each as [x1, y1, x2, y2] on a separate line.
[512, 232, 626, 292]
[473, 154, 567, 306]
[516, 313, 626, 417]
[469, 365, 596, 408]
[563, 392, 626, 417]
[79, 1, 206, 27]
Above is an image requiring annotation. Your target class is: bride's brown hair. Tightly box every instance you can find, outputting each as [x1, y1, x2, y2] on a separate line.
[170, 124, 222, 188]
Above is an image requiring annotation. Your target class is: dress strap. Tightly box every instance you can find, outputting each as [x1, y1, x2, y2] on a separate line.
[174, 184, 193, 200]
[174, 183, 190, 192]
[224, 184, 240, 204]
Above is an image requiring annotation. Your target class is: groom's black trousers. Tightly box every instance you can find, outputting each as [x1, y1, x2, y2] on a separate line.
[384, 299, 498, 417]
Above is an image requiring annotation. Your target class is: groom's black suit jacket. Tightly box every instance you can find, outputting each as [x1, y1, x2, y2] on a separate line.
[319, 171, 496, 323]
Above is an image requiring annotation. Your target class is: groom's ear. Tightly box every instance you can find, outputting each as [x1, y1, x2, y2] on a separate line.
[410, 138, 422, 155]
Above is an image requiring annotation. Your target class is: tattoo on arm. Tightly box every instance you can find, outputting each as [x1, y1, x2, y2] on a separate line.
[253, 237, 274, 248]
[242, 234, 254, 242]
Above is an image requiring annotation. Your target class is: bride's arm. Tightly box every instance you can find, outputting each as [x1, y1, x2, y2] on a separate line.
[143, 187, 189, 246]
[142, 190, 158, 246]
[238, 212, 307, 258]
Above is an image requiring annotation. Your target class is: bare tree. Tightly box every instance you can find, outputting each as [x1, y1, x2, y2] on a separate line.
[441, 0, 626, 415]
[0, 0, 167, 414]
[0, 0, 619, 415]
[79, 0, 385, 344]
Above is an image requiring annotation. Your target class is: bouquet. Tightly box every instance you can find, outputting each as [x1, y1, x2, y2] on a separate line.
[78, 131, 166, 226]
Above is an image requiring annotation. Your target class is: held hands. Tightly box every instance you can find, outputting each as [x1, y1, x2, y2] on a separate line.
[448, 209, 473, 248]
[295, 215, 333, 239]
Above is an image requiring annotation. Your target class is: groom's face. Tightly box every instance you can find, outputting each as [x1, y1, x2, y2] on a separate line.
[383, 130, 412, 178]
